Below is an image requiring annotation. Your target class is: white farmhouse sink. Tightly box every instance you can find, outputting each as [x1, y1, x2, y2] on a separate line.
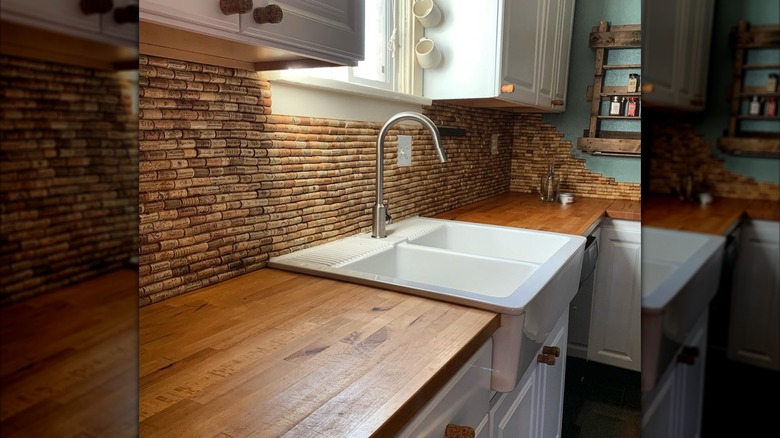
[641, 226, 725, 391]
[269, 217, 585, 392]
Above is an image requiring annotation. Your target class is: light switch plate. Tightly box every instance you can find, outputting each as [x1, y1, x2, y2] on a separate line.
[398, 135, 412, 167]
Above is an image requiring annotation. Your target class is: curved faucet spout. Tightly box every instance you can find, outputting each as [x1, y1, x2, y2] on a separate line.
[372, 112, 448, 238]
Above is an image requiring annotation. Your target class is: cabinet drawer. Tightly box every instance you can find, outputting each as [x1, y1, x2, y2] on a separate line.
[397, 339, 493, 437]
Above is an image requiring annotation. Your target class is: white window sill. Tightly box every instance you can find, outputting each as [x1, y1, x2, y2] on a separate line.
[262, 72, 431, 123]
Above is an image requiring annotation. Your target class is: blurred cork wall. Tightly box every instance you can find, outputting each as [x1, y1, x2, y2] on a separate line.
[0, 55, 138, 305]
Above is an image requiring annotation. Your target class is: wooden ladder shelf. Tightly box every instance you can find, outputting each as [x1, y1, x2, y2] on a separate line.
[717, 20, 780, 158]
[577, 20, 641, 157]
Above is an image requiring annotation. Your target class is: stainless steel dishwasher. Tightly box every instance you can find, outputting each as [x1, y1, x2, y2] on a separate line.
[568, 233, 599, 358]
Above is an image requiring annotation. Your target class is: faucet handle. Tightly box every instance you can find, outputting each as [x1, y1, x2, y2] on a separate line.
[384, 200, 392, 224]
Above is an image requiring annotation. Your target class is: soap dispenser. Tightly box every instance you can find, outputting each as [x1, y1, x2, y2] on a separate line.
[540, 163, 559, 202]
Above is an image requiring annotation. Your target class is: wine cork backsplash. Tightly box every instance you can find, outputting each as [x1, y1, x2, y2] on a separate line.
[647, 116, 780, 201]
[510, 114, 641, 200]
[137, 54, 641, 305]
[0, 55, 139, 305]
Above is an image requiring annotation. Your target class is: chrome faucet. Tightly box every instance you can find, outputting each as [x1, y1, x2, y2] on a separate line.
[372, 112, 448, 238]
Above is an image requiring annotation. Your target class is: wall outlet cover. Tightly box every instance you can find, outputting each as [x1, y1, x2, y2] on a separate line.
[398, 135, 412, 167]
[491, 133, 500, 155]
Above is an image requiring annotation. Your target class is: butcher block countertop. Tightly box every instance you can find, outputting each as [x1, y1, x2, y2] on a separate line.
[643, 194, 779, 235]
[139, 269, 499, 437]
[434, 192, 637, 235]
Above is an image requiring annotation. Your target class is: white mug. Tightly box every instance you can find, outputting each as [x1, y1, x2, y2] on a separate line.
[415, 38, 442, 69]
[413, 0, 442, 28]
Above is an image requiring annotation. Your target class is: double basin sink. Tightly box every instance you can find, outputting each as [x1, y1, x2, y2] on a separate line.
[270, 217, 585, 391]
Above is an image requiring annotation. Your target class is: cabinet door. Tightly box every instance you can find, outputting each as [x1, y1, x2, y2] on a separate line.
[677, 312, 708, 438]
[240, 0, 364, 66]
[588, 219, 642, 371]
[642, 0, 683, 106]
[538, 310, 567, 438]
[101, 0, 139, 42]
[0, 0, 101, 33]
[502, 0, 543, 104]
[536, 0, 561, 108]
[490, 366, 539, 438]
[641, 362, 678, 438]
[676, 0, 714, 110]
[140, 0, 240, 32]
[397, 340, 493, 437]
[551, 0, 575, 110]
[728, 220, 780, 371]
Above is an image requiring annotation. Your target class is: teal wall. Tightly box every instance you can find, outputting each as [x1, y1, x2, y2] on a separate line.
[697, 0, 780, 183]
[544, 0, 641, 183]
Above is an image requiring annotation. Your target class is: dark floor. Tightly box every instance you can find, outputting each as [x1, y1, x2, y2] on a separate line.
[701, 346, 780, 436]
[562, 357, 641, 438]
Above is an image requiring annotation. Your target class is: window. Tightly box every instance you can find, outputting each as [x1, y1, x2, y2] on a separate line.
[274, 0, 423, 98]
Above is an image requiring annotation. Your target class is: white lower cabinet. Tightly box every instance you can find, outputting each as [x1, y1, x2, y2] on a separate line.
[588, 218, 642, 371]
[397, 339, 493, 437]
[642, 310, 708, 438]
[490, 309, 568, 438]
[400, 309, 570, 438]
[728, 219, 780, 371]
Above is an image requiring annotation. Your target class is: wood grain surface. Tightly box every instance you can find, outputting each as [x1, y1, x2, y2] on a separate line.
[433, 192, 617, 235]
[642, 195, 753, 235]
[0, 269, 138, 437]
[746, 200, 780, 221]
[138, 269, 499, 437]
[606, 199, 642, 221]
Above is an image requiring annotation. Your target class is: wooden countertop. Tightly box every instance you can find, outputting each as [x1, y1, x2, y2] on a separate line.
[434, 192, 629, 236]
[644, 195, 779, 235]
[139, 269, 499, 437]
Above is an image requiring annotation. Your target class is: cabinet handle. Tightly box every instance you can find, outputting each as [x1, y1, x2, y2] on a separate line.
[113, 4, 139, 24]
[543, 346, 561, 357]
[690, 98, 704, 106]
[551, 99, 564, 106]
[500, 84, 515, 94]
[445, 423, 475, 438]
[220, 0, 253, 15]
[253, 4, 284, 24]
[677, 346, 700, 365]
[641, 83, 655, 94]
[537, 353, 556, 366]
[80, 0, 113, 15]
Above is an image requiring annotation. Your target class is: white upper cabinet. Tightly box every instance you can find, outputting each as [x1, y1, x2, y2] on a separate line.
[642, 0, 714, 110]
[1, 0, 136, 46]
[140, 0, 364, 69]
[422, 0, 575, 112]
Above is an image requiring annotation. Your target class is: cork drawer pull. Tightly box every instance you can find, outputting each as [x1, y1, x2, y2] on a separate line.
[677, 346, 700, 365]
[80, 0, 113, 15]
[537, 353, 556, 366]
[254, 4, 284, 24]
[220, 0, 253, 15]
[542, 345, 561, 357]
[445, 423, 475, 438]
[690, 98, 704, 106]
[641, 83, 655, 94]
[500, 84, 515, 94]
[551, 99, 564, 106]
[113, 4, 139, 24]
